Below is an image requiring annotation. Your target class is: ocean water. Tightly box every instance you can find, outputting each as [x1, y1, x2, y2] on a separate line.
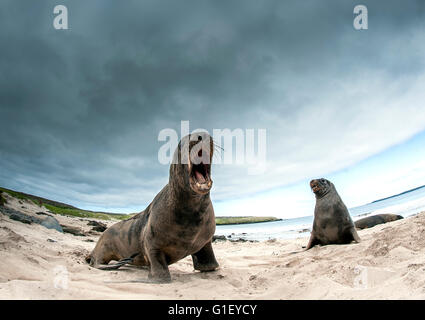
[215, 186, 425, 241]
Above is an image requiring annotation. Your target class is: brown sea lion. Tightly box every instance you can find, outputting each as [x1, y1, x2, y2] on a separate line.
[354, 213, 403, 230]
[306, 178, 360, 250]
[85, 132, 219, 283]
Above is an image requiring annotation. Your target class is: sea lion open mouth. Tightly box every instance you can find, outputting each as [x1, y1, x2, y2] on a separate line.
[190, 159, 212, 194]
[310, 180, 320, 194]
[186, 134, 214, 194]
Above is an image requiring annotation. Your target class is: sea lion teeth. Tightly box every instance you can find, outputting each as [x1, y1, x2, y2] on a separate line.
[306, 178, 361, 250]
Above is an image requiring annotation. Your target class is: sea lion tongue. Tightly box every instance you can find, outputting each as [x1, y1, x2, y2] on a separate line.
[195, 170, 206, 183]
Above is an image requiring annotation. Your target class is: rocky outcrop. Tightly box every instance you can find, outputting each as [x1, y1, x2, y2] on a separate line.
[212, 234, 258, 243]
[60, 225, 86, 236]
[212, 235, 227, 242]
[0, 206, 63, 233]
[87, 220, 107, 232]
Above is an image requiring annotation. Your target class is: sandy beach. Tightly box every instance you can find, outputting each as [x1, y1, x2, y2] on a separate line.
[1, 192, 425, 300]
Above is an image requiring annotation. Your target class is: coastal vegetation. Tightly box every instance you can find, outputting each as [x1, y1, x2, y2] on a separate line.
[1, 187, 280, 224]
[0, 187, 129, 221]
[215, 216, 281, 225]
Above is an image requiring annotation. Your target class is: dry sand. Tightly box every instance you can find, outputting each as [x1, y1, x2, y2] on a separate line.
[1, 191, 425, 300]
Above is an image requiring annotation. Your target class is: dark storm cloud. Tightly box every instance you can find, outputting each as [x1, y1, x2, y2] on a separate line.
[1, 0, 425, 211]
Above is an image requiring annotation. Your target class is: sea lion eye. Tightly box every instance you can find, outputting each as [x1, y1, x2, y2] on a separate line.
[320, 179, 325, 183]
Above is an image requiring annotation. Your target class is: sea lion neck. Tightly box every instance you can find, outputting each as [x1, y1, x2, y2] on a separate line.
[315, 190, 331, 200]
[169, 174, 210, 212]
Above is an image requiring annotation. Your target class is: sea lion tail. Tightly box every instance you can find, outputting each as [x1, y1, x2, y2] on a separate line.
[91, 253, 140, 271]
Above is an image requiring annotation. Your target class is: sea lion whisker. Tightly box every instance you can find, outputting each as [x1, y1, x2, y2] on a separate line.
[213, 142, 224, 151]
[211, 142, 223, 155]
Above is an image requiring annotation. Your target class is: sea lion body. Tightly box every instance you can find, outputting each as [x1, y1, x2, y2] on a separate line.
[87, 209, 150, 267]
[86, 132, 219, 282]
[306, 178, 360, 249]
[354, 213, 403, 230]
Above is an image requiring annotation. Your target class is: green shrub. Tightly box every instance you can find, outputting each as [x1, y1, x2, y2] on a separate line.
[0, 193, 6, 206]
[215, 216, 280, 225]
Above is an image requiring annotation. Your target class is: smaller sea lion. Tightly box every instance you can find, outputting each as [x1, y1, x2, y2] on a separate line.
[354, 214, 403, 230]
[306, 178, 360, 250]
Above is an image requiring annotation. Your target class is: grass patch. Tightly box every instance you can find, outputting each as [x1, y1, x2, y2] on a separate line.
[215, 216, 281, 225]
[44, 204, 130, 221]
[0, 187, 28, 201]
[0, 187, 130, 221]
[0, 193, 6, 206]
[0, 187, 75, 208]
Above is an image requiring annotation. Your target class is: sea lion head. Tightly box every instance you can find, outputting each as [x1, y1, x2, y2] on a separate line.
[390, 214, 404, 221]
[310, 178, 334, 198]
[170, 132, 214, 195]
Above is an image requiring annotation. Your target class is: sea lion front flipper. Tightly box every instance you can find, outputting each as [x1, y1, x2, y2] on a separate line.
[146, 248, 172, 283]
[305, 234, 320, 250]
[350, 227, 361, 243]
[191, 241, 219, 272]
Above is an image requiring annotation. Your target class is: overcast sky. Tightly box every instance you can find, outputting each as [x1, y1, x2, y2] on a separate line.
[1, 0, 425, 217]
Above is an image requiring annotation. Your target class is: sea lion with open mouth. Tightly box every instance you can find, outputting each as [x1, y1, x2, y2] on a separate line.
[306, 178, 360, 250]
[85, 132, 219, 283]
